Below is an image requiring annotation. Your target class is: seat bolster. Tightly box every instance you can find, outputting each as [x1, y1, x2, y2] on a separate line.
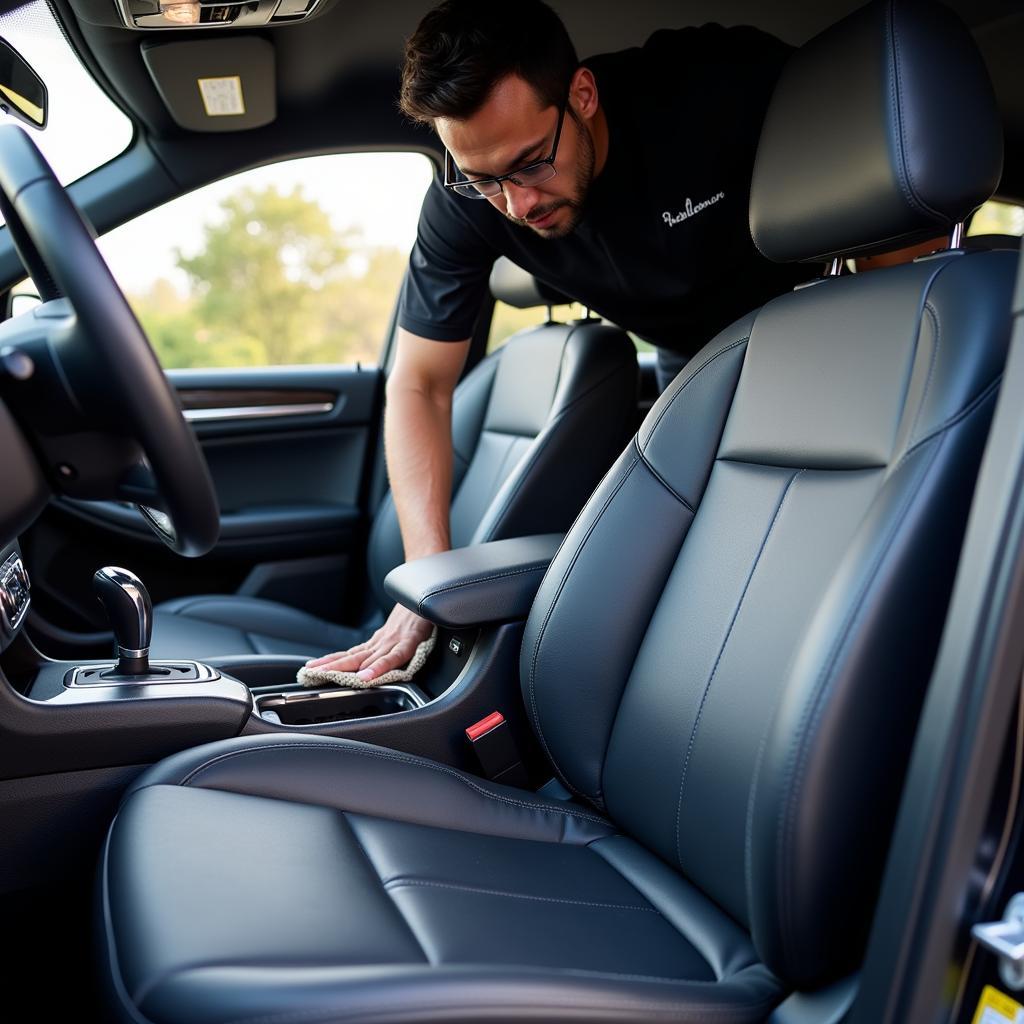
[638, 313, 754, 507]
[748, 392, 1001, 986]
[592, 835, 764, 982]
[124, 733, 616, 846]
[892, 251, 1018, 454]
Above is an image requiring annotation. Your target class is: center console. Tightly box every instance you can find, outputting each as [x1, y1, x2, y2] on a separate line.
[3, 534, 564, 776]
[0, 535, 563, 896]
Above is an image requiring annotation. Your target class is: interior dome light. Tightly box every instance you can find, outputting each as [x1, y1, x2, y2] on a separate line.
[159, 2, 200, 24]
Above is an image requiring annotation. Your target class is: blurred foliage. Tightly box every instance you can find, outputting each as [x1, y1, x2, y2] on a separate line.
[125, 185, 407, 369]
[968, 199, 1024, 238]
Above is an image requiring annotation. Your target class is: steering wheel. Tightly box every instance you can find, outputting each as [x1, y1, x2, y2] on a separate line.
[0, 124, 219, 556]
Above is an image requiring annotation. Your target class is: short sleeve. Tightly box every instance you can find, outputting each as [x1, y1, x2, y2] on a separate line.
[398, 176, 500, 342]
[640, 25, 793, 154]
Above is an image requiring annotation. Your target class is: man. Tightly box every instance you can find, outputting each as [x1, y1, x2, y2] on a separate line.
[305, 0, 805, 679]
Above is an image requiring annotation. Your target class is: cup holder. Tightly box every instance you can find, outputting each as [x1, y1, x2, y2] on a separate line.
[255, 683, 427, 726]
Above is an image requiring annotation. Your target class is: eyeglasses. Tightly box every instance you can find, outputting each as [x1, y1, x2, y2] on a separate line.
[443, 98, 567, 200]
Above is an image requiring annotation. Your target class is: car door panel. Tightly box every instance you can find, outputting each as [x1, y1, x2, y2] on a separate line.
[20, 364, 383, 644]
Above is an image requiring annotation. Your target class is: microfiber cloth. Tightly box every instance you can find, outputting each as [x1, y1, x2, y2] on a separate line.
[296, 628, 437, 689]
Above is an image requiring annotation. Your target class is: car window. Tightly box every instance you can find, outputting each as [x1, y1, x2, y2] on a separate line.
[489, 301, 658, 360]
[488, 300, 586, 352]
[96, 152, 433, 369]
[968, 198, 1024, 237]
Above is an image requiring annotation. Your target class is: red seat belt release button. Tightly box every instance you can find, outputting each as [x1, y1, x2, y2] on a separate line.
[465, 712, 527, 787]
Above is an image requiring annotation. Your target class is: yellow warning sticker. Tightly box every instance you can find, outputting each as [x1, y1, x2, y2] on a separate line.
[972, 985, 1024, 1024]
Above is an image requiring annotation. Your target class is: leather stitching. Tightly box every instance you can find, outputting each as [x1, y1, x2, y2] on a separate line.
[896, 375, 1001, 472]
[775, 435, 941, 968]
[742, 725, 773, 928]
[886, 0, 943, 221]
[905, 302, 941, 450]
[881, 258, 954, 464]
[526, 451, 642, 803]
[383, 878, 661, 914]
[639, 335, 750, 449]
[216, 981, 781, 1024]
[636, 448, 697, 512]
[473, 432, 529, 533]
[174, 741, 613, 828]
[673, 468, 803, 869]
[418, 563, 547, 608]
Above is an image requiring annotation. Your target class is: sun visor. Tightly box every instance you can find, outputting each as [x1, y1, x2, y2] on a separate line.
[141, 36, 275, 132]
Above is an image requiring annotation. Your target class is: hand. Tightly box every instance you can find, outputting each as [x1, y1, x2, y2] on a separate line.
[304, 604, 434, 682]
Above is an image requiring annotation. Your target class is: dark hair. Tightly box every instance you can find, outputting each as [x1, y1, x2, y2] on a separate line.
[400, 0, 578, 124]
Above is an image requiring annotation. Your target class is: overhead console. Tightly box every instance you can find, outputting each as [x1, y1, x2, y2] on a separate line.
[141, 36, 276, 131]
[116, 0, 325, 30]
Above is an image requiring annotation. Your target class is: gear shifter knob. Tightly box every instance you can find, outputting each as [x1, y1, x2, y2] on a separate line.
[94, 566, 152, 675]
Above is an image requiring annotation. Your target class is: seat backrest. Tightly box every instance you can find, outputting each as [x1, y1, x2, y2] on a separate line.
[366, 260, 637, 614]
[522, 0, 1012, 991]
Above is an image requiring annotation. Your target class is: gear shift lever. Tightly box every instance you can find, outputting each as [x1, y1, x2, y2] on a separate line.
[94, 566, 152, 675]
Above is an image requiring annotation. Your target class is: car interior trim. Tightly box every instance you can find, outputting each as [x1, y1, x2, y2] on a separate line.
[181, 401, 335, 422]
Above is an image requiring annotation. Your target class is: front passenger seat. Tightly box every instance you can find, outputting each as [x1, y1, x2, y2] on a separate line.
[150, 261, 637, 660]
[99, 2, 1014, 1020]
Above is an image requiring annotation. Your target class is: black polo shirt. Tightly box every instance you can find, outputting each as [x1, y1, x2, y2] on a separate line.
[398, 24, 808, 356]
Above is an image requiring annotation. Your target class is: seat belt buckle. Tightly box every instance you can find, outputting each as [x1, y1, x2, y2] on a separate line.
[465, 712, 528, 788]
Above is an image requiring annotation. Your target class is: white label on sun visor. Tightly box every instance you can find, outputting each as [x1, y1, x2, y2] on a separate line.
[197, 76, 245, 117]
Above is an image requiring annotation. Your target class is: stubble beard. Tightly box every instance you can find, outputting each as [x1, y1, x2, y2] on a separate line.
[506, 112, 596, 240]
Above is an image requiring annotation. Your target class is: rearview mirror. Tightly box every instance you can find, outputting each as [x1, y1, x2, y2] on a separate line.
[0, 37, 46, 129]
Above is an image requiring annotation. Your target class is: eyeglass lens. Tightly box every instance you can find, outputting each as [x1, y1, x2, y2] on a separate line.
[453, 161, 558, 199]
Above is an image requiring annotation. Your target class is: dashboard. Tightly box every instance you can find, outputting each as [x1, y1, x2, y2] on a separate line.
[0, 543, 29, 651]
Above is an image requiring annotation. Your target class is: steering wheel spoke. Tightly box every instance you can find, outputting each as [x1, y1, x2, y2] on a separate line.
[114, 459, 162, 506]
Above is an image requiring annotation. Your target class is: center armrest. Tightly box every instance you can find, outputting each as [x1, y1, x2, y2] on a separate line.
[383, 534, 564, 628]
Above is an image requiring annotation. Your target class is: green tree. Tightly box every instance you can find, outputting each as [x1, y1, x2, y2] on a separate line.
[177, 185, 357, 366]
[128, 277, 205, 369]
[127, 184, 414, 369]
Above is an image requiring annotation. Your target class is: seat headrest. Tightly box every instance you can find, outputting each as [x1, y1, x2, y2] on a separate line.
[489, 257, 573, 309]
[750, 0, 1003, 264]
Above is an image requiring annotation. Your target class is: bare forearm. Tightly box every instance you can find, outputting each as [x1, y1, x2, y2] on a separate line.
[384, 382, 453, 561]
[301, 331, 467, 678]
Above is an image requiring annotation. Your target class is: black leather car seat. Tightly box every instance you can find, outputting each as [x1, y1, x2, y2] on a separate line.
[98, 2, 1015, 1021]
[149, 261, 637, 659]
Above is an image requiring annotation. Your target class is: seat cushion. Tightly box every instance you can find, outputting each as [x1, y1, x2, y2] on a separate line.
[99, 734, 783, 1024]
[150, 595, 369, 660]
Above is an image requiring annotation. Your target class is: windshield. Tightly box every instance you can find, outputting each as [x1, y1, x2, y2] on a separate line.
[0, 0, 132, 193]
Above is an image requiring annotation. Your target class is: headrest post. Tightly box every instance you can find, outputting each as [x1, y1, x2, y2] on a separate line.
[825, 257, 844, 277]
[949, 221, 965, 249]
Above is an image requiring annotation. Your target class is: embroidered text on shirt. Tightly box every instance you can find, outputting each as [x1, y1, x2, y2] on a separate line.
[662, 191, 726, 227]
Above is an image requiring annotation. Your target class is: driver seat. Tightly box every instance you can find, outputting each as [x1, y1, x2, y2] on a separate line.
[97, 2, 1014, 1021]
